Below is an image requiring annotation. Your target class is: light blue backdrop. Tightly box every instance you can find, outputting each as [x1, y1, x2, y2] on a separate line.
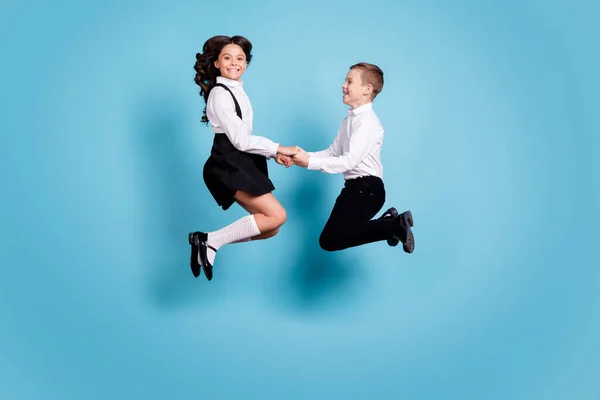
[1, 0, 598, 399]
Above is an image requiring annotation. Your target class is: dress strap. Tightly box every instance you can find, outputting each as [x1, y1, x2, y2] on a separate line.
[213, 83, 242, 119]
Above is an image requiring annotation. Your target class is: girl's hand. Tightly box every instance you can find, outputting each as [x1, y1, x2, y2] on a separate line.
[274, 154, 294, 167]
[277, 145, 301, 157]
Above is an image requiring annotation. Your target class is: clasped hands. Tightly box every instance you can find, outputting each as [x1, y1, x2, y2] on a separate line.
[275, 145, 309, 168]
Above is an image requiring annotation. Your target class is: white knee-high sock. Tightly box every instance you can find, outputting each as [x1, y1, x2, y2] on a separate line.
[201, 215, 261, 266]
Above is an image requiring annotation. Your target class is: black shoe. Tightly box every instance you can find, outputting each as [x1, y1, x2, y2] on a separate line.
[398, 211, 415, 253]
[380, 207, 400, 247]
[188, 232, 202, 278]
[197, 233, 216, 281]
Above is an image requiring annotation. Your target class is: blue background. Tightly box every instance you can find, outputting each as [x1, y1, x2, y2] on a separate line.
[1, 0, 599, 398]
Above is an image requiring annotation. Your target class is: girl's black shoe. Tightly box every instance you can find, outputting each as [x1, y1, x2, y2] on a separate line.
[197, 232, 215, 281]
[188, 232, 202, 278]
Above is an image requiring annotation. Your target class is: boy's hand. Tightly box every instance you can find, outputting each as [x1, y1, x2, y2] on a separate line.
[274, 154, 294, 167]
[292, 148, 309, 168]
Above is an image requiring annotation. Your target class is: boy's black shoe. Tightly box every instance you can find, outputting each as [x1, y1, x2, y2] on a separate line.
[188, 232, 202, 278]
[398, 211, 415, 253]
[380, 207, 400, 247]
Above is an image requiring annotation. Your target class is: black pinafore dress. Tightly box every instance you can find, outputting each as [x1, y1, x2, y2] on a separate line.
[203, 83, 275, 210]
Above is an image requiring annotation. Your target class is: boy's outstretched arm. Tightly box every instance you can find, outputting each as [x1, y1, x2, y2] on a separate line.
[303, 119, 383, 174]
[293, 128, 343, 168]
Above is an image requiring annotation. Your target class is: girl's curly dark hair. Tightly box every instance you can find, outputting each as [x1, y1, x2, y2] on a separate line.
[194, 35, 253, 124]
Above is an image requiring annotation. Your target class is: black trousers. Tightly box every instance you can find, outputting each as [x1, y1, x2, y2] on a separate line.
[319, 176, 396, 251]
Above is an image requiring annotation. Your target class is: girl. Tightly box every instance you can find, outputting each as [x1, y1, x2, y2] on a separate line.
[190, 35, 298, 281]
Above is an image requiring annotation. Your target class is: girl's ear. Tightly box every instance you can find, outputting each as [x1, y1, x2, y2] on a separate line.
[214, 60, 219, 69]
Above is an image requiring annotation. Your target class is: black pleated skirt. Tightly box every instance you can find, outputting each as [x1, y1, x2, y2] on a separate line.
[203, 134, 275, 210]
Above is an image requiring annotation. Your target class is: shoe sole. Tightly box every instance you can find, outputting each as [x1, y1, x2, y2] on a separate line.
[402, 211, 415, 253]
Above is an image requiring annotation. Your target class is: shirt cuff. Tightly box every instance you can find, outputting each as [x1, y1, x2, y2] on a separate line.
[268, 142, 280, 159]
[307, 154, 322, 170]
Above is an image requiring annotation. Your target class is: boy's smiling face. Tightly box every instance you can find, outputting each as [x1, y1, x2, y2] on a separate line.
[342, 68, 373, 109]
[214, 43, 247, 81]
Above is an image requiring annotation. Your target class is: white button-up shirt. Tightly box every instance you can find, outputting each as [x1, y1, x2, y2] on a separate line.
[206, 76, 279, 158]
[307, 102, 384, 180]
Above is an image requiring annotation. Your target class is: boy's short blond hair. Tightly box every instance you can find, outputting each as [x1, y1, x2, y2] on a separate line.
[350, 62, 384, 99]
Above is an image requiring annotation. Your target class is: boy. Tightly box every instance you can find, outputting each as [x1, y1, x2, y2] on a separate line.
[292, 62, 414, 253]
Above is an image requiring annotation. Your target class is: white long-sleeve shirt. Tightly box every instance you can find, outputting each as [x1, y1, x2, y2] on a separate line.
[206, 76, 279, 158]
[307, 102, 384, 180]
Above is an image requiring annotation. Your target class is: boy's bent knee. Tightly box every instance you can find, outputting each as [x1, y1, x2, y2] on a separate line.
[319, 230, 340, 252]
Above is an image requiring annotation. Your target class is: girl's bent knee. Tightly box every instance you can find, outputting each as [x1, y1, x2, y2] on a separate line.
[273, 208, 287, 228]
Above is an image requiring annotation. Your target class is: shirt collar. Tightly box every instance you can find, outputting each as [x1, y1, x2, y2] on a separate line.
[348, 102, 373, 116]
[217, 76, 244, 88]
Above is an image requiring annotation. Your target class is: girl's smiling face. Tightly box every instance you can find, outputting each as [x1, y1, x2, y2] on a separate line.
[214, 43, 247, 81]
